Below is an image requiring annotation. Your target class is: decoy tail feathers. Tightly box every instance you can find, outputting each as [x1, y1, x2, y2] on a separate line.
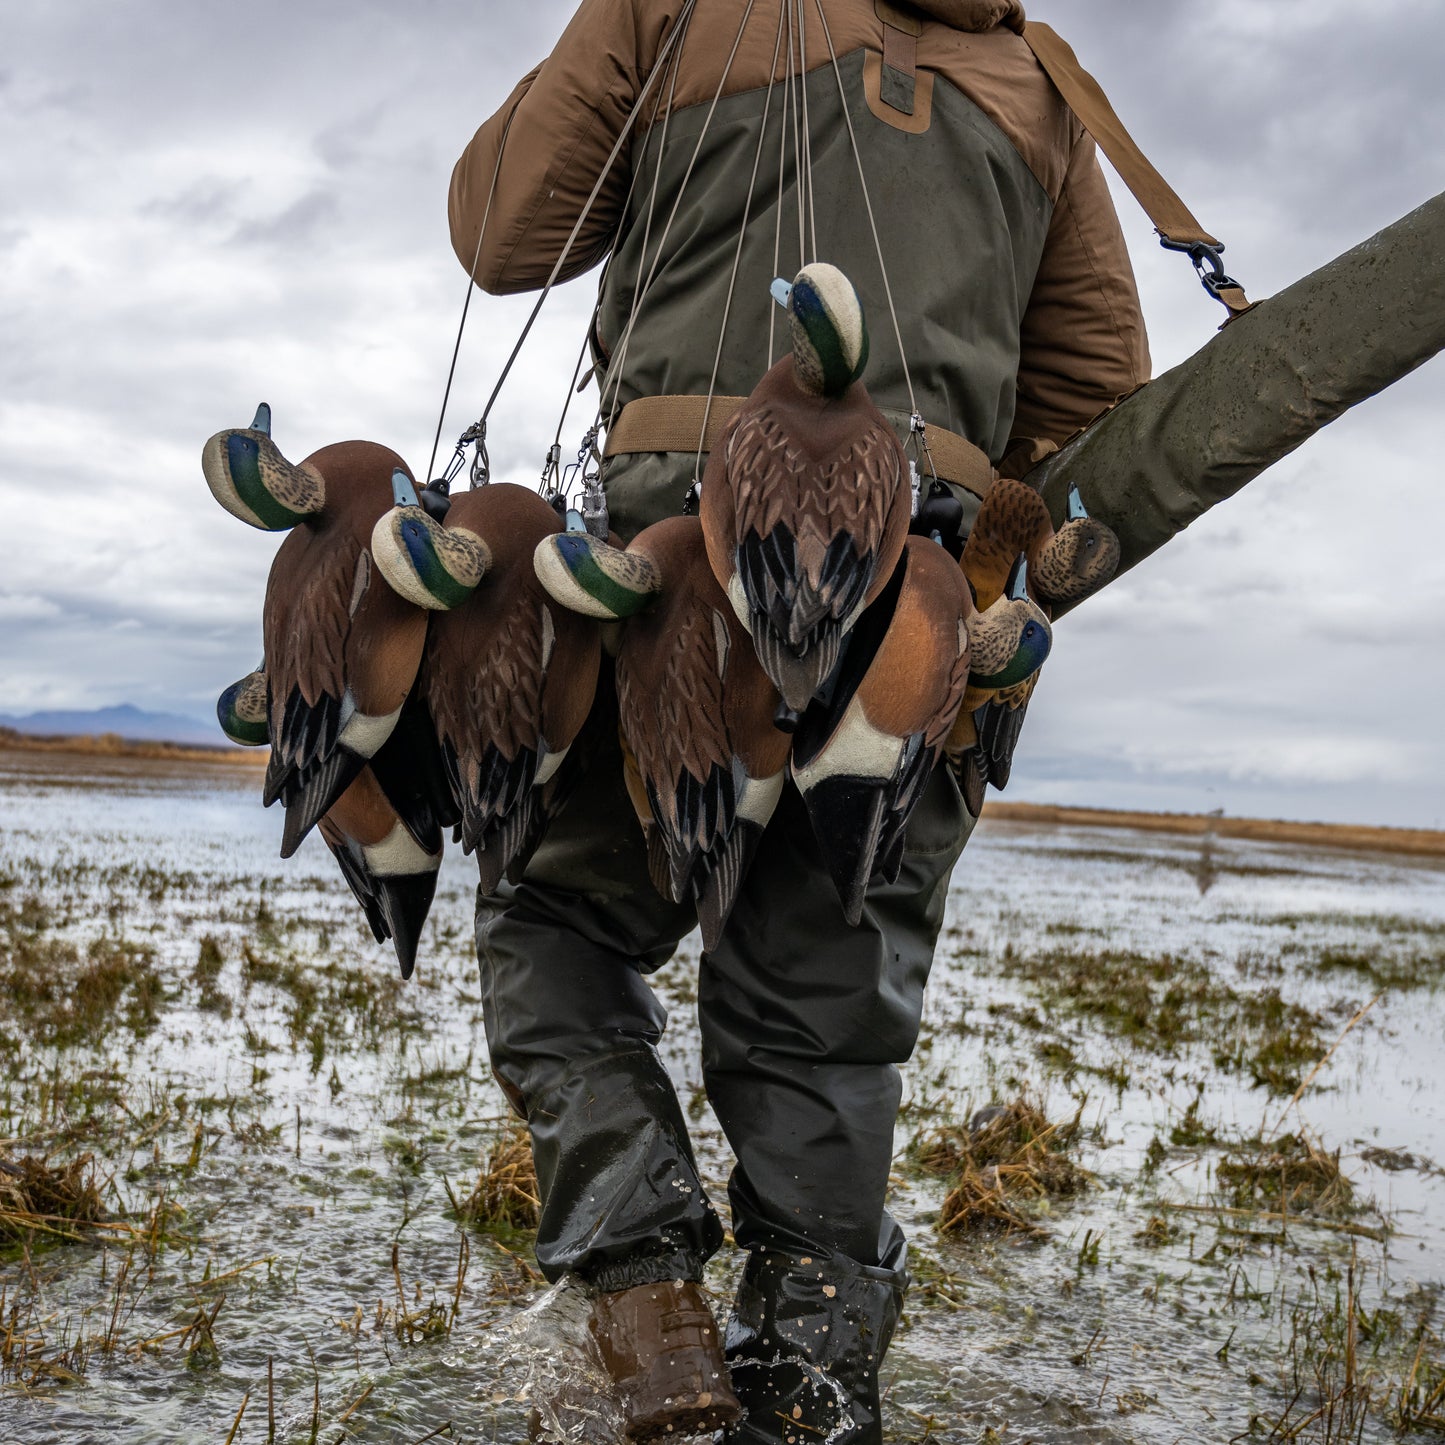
[473, 792, 547, 897]
[202, 419, 325, 531]
[736, 525, 874, 652]
[369, 696, 458, 852]
[372, 506, 490, 611]
[694, 818, 765, 953]
[443, 734, 546, 868]
[323, 824, 439, 980]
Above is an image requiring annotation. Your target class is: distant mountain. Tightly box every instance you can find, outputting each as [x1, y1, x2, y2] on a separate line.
[0, 704, 226, 748]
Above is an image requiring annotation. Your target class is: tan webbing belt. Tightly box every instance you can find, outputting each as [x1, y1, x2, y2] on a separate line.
[604, 394, 996, 500]
[1021, 22, 1253, 319]
[876, 1, 921, 116]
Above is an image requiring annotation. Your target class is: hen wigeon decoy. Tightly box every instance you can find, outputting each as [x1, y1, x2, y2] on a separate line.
[535, 514, 790, 950]
[201, 406, 429, 857]
[947, 477, 1119, 815]
[791, 536, 973, 925]
[371, 482, 600, 894]
[700, 265, 910, 717]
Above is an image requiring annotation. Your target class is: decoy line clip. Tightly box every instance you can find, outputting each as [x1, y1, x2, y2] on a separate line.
[1159, 236, 1246, 307]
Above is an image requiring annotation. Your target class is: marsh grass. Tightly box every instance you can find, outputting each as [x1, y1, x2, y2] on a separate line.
[1218, 1135, 1357, 1220]
[447, 1125, 540, 1233]
[0, 1151, 106, 1251]
[995, 946, 1330, 1094]
[0, 925, 164, 1054]
[914, 1097, 1089, 1237]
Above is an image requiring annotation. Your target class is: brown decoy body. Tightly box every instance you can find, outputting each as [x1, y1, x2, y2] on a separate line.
[372, 482, 601, 894]
[700, 264, 910, 717]
[202, 406, 429, 857]
[791, 536, 973, 924]
[947, 476, 1119, 815]
[535, 514, 790, 950]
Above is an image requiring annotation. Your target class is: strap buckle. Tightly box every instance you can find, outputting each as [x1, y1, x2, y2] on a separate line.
[1160, 236, 1246, 307]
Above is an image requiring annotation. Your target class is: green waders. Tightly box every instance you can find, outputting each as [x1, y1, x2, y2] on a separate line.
[475, 670, 973, 1441]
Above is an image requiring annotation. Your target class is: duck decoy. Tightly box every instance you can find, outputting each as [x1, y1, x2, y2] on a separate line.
[217, 667, 268, 747]
[319, 765, 443, 980]
[961, 476, 1119, 614]
[791, 536, 973, 925]
[201, 407, 429, 858]
[946, 478, 1118, 815]
[535, 515, 789, 950]
[372, 482, 600, 894]
[700, 264, 910, 716]
[215, 668, 446, 976]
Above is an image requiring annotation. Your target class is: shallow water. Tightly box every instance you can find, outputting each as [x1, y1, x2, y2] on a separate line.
[1, 750, 1442, 1443]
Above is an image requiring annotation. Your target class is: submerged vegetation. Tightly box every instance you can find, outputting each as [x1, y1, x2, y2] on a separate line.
[0, 752, 1443, 1441]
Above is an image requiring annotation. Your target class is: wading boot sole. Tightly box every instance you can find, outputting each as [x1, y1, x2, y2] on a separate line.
[589, 1280, 742, 1441]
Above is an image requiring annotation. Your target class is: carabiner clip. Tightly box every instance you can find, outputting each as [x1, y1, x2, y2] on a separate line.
[1160, 236, 1246, 307]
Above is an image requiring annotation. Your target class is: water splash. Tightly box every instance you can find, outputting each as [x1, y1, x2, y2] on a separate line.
[494, 1277, 626, 1443]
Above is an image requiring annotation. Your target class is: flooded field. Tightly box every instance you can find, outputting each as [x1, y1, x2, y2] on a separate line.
[1, 747, 1443, 1443]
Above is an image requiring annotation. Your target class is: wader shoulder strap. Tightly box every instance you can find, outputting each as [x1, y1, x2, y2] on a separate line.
[604, 395, 995, 499]
[1021, 21, 1253, 319]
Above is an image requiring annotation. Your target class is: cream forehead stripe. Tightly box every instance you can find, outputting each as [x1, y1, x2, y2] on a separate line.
[787, 263, 868, 397]
[798, 264, 865, 367]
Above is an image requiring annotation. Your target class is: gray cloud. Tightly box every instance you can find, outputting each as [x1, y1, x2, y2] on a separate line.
[1, 0, 1441, 824]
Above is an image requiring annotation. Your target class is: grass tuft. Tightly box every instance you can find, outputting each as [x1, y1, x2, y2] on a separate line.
[449, 1126, 540, 1233]
[917, 1097, 1089, 1237]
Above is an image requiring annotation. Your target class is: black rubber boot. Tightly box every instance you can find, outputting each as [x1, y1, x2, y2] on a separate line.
[722, 1248, 907, 1445]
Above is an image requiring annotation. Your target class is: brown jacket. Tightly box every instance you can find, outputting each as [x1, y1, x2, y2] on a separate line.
[450, 0, 1150, 538]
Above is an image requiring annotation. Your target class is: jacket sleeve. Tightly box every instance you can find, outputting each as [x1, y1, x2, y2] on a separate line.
[448, 0, 684, 296]
[1011, 132, 1151, 449]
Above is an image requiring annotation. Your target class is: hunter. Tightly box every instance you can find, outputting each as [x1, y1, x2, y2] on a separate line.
[449, 1, 1149, 1439]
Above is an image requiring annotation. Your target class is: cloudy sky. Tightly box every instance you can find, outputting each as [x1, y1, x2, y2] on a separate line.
[3, 0, 1442, 826]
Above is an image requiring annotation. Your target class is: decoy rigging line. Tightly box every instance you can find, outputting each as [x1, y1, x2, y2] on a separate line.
[593, 10, 693, 437]
[445, 0, 702, 484]
[696, 3, 790, 481]
[425, 107, 515, 490]
[596, 0, 759, 434]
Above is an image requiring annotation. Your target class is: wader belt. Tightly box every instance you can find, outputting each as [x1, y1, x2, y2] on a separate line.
[604, 394, 996, 499]
[1020, 21, 1252, 318]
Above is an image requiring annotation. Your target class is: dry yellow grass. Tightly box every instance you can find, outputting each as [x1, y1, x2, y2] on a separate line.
[982, 801, 1445, 860]
[0, 728, 265, 767]
[0, 1151, 107, 1248]
[449, 1126, 540, 1232]
[917, 1097, 1090, 1237]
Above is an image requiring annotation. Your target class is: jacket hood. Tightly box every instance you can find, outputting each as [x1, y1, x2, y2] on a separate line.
[907, 0, 1026, 33]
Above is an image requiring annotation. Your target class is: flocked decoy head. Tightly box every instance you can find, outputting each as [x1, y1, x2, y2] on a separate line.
[962, 476, 1119, 613]
[782, 263, 870, 399]
[217, 667, 268, 747]
[700, 264, 909, 714]
[373, 482, 600, 894]
[791, 537, 972, 925]
[200, 407, 429, 857]
[536, 515, 789, 950]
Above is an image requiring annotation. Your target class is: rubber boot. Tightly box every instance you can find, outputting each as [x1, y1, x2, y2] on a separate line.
[722, 1250, 906, 1445]
[588, 1280, 742, 1441]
